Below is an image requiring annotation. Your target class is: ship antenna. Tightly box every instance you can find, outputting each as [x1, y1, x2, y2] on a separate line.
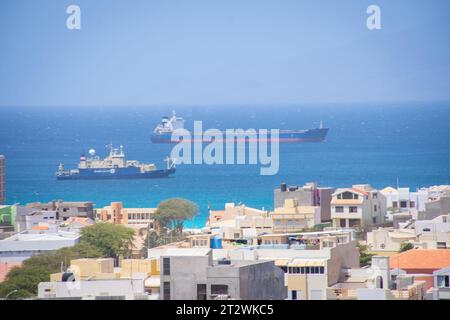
[320, 120, 323, 129]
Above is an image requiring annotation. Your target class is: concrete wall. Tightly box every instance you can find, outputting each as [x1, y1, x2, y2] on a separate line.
[160, 254, 212, 300]
[38, 278, 145, 300]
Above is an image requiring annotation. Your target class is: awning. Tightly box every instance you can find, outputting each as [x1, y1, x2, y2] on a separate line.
[274, 259, 291, 267]
[288, 260, 326, 267]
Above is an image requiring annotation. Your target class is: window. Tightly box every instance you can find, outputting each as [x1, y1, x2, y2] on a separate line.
[163, 258, 170, 275]
[319, 267, 325, 274]
[374, 205, 377, 212]
[349, 206, 358, 213]
[373, 217, 377, 224]
[342, 192, 354, 200]
[410, 201, 415, 208]
[234, 233, 240, 239]
[337, 194, 342, 199]
[300, 267, 305, 274]
[437, 275, 450, 288]
[163, 282, 170, 300]
[197, 284, 207, 300]
[372, 193, 378, 199]
[335, 206, 344, 213]
[392, 201, 398, 208]
[211, 284, 228, 296]
[400, 201, 408, 208]
[291, 290, 297, 300]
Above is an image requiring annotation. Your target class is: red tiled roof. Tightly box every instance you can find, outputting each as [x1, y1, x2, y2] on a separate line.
[351, 188, 369, 196]
[390, 249, 450, 271]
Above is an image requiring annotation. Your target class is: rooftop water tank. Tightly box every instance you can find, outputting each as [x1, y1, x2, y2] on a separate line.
[210, 236, 223, 249]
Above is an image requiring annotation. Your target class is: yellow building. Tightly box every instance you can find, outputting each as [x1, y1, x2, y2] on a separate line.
[270, 199, 321, 233]
[96, 202, 156, 227]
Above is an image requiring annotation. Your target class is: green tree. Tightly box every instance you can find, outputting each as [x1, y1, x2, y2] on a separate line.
[399, 242, 414, 252]
[357, 242, 374, 267]
[140, 229, 165, 257]
[0, 223, 134, 299]
[0, 242, 102, 299]
[154, 198, 199, 235]
[80, 222, 135, 259]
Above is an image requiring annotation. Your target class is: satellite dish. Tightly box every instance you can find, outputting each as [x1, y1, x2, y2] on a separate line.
[89, 149, 96, 156]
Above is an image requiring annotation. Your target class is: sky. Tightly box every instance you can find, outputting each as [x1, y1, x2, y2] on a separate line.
[0, 0, 450, 107]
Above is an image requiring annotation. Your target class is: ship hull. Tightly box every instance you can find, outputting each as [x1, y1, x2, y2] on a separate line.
[151, 128, 329, 143]
[56, 167, 175, 180]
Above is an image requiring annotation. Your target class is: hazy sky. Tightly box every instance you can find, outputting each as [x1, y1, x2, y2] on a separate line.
[1, 0, 450, 107]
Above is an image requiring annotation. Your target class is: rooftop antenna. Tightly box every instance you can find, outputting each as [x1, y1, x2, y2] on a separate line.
[396, 177, 400, 189]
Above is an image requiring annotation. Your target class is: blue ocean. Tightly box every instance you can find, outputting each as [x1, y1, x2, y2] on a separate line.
[1, 103, 449, 227]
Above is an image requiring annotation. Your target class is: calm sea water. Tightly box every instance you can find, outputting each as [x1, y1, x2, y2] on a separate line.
[1, 103, 449, 227]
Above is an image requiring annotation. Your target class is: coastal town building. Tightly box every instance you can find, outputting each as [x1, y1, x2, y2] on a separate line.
[39, 257, 160, 300]
[366, 227, 416, 253]
[96, 201, 156, 227]
[331, 185, 387, 230]
[419, 194, 450, 221]
[326, 256, 426, 300]
[206, 203, 272, 243]
[0, 228, 80, 262]
[429, 267, 450, 300]
[367, 213, 450, 252]
[208, 230, 359, 300]
[270, 199, 321, 233]
[381, 187, 428, 213]
[0, 155, 4, 205]
[389, 249, 450, 291]
[274, 182, 334, 222]
[414, 214, 450, 249]
[26, 200, 94, 220]
[158, 248, 286, 300]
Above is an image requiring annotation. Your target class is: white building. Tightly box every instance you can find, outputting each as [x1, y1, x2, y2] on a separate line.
[414, 214, 450, 249]
[331, 185, 386, 229]
[0, 229, 80, 262]
[38, 276, 147, 300]
[380, 187, 428, 213]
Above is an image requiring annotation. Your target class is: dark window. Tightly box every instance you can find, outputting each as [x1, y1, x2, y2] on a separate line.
[342, 192, 354, 200]
[292, 290, 297, 300]
[400, 201, 408, 208]
[373, 217, 377, 224]
[392, 201, 398, 208]
[163, 282, 170, 300]
[335, 206, 344, 213]
[300, 267, 305, 274]
[374, 205, 377, 212]
[163, 258, 170, 275]
[197, 284, 207, 300]
[305, 267, 310, 274]
[211, 284, 228, 296]
[319, 267, 325, 274]
[349, 206, 358, 213]
[410, 201, 415, 208]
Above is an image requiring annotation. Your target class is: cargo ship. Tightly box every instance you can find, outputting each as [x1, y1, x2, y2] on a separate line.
[151, 112, 329, 143]
[56, 144, 175, 180]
